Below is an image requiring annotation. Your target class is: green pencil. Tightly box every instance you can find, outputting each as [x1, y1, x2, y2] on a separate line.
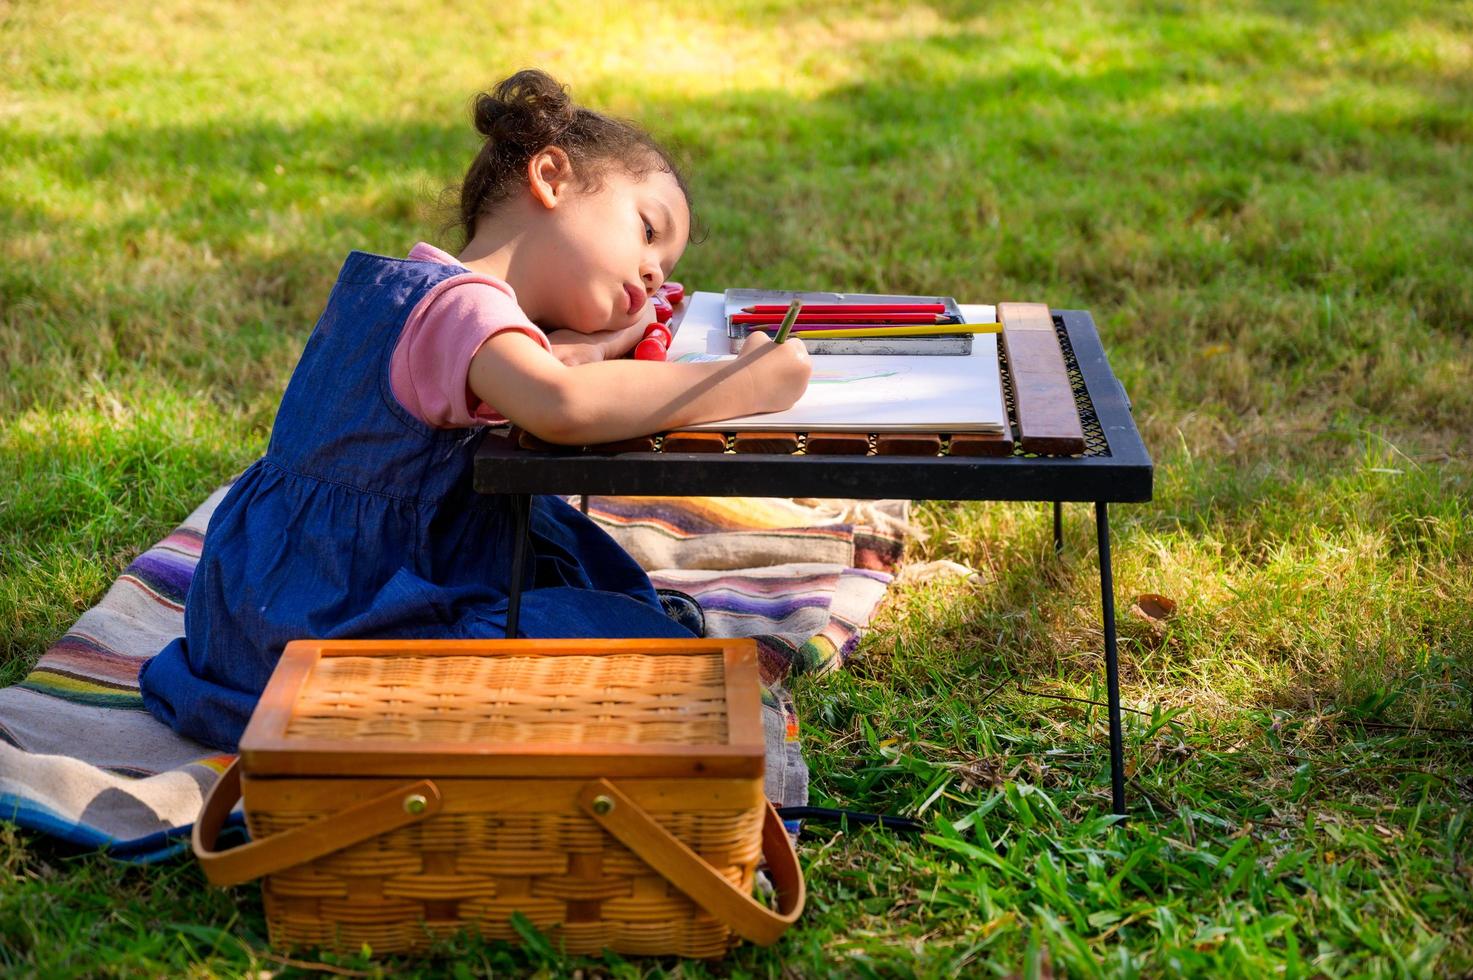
[772, 299, 803, 343]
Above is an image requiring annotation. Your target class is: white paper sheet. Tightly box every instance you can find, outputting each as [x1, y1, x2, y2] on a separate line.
[667, 292, 1008, 433]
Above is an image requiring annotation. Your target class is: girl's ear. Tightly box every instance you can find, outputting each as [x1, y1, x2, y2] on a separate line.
[527, 146, 574, 209]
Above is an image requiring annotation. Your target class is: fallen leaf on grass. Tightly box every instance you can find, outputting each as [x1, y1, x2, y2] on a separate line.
[1129, 593, 1177, 646]
[957, 756, 1010, 791]
[1132, 593, 1178, 622]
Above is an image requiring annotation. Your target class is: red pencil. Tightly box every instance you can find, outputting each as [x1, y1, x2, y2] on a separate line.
[730, 312, 955, 325]
[742, 303, 946, 314]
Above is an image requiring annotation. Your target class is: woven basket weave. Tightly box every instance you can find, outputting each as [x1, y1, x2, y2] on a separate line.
[193, 639, 804, 958]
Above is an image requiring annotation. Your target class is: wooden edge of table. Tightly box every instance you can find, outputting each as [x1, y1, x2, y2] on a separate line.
[998, 301, 1086, 455]
[733, 432, 800, 454]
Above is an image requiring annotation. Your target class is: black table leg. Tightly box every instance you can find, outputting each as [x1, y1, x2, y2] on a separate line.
[505, 493, 532, 638]
[580, 495, 590, 514]
[1096, 501, 1127, 817]
[1053, 501, 1064, 554]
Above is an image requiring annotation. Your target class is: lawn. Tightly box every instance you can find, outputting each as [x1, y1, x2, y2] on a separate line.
[2, 0, 1471, 975]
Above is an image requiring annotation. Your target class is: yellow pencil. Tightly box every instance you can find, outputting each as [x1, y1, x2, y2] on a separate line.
[771, 323, 1001, 339]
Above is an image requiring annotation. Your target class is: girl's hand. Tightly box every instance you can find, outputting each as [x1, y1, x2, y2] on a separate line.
[546, 321, 648, 366]
[734, 330, 812, 412]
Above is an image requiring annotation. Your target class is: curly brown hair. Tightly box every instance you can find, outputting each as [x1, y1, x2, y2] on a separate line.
[456, 69, 693, 247]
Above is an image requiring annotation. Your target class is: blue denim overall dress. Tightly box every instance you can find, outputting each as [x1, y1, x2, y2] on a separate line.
[139, 251, 689, 751]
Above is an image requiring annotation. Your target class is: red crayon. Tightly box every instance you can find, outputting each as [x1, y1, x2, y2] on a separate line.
[643, 322, 672, 347]
[633, 337, 667, 361]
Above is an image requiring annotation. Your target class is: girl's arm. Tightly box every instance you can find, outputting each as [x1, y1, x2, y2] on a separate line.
[543, 320, 647, 366]
[468, 329, 811, 445]
[544, 297, 660, 365]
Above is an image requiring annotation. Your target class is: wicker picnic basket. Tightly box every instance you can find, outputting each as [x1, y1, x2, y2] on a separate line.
[192, 638, 804, 957]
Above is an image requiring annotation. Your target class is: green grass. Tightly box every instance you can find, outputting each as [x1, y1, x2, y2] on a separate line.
[3, 0, 1471, 974]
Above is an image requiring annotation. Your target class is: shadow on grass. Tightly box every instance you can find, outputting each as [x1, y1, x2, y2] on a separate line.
[7, 36, 1470, 420]
[4, 14, 1471, 702]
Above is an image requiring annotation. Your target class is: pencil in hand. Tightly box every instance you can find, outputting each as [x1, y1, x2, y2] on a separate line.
[772, 299, 803, 344]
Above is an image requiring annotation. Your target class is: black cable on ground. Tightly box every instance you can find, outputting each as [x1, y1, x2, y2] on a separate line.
[776, 806, 925, 834]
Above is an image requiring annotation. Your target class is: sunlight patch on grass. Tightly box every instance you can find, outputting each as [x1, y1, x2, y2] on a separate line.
[1354, 17, 1473, 80]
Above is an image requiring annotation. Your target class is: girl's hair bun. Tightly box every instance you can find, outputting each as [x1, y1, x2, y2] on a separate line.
[473, 69, 576, 151]
[454, 68, 693, 247]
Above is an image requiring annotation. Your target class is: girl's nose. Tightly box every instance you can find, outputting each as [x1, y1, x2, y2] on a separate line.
[640, 263, 664, 295]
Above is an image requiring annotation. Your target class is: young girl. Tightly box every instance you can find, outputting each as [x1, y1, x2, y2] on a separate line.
[139, 69, 811, 751]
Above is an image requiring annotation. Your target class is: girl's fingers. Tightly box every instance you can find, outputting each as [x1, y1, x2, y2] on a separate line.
[738, 330, 773, 354]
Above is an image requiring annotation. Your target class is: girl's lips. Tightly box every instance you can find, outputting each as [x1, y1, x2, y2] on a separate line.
[624, 283, 644, 316]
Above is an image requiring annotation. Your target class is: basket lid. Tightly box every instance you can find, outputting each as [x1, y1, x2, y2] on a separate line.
[238, 638, 765, 778]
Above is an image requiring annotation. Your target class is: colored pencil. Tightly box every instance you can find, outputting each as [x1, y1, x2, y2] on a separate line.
[754, 324, 983, 336]
[772, 299, 803, 344]
[750, 323, 946, 333]
[751, 323, 1001, 339]
[742, 303, 946, 314]
[731, 312, 957, 325]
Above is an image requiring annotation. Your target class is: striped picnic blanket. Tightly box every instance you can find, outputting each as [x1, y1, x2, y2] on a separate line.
[0, 489, 911, 861]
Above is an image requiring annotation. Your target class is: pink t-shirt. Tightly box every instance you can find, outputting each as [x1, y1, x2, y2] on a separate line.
[389, 242, 551, 428]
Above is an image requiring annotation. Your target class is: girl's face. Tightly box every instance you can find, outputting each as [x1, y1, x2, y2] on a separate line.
[525, 160, 690, 334]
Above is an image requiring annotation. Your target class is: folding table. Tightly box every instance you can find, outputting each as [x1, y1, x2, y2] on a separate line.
[474, 308, 1152, 815]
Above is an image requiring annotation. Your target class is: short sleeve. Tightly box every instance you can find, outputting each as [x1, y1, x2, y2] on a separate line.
[390, 274, 550, 428]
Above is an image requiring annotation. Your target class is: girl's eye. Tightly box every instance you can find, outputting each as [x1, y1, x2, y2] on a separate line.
[643, 218, 656, 245]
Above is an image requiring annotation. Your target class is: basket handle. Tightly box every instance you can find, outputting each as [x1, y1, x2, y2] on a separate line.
[577, 778, 805, 945]
[192, 758, 443, 887]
